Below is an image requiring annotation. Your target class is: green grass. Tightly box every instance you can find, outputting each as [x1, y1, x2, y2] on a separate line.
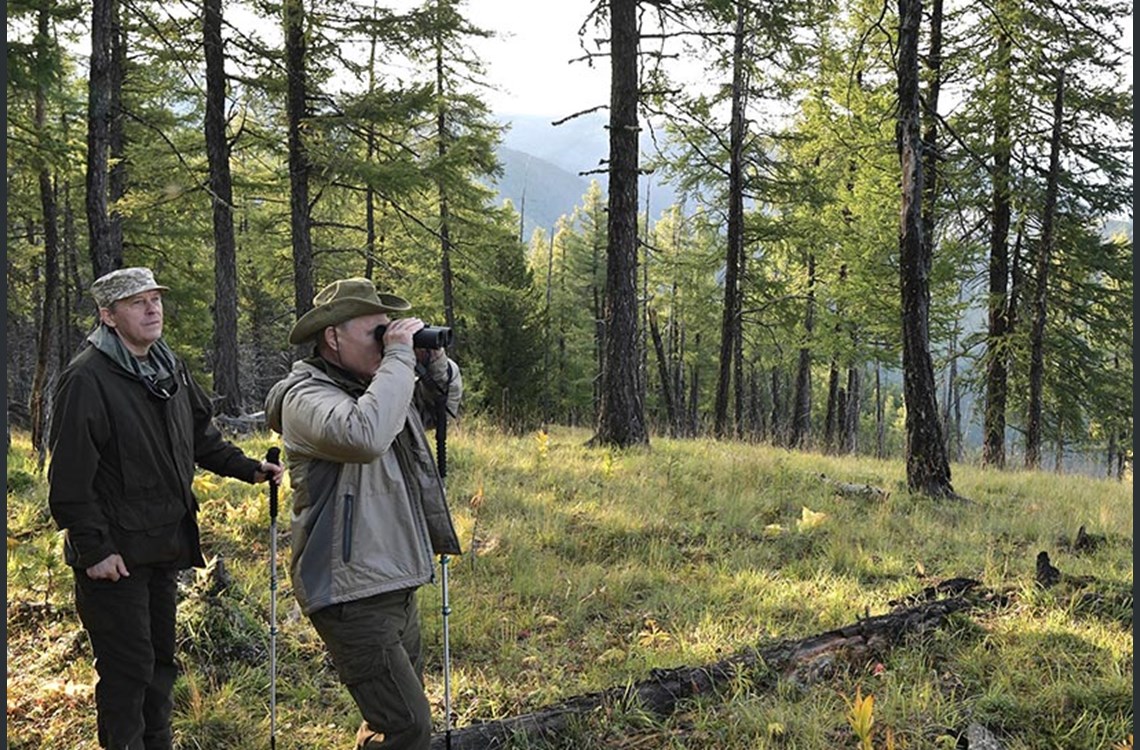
[6, 424, 1133, 749]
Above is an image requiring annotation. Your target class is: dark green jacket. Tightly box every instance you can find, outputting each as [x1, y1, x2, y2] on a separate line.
[48, 345, 261, 570]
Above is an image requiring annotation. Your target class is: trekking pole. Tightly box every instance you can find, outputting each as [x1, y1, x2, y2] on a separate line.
[434, 382, 454, 749]
[265, 447, 281, 750]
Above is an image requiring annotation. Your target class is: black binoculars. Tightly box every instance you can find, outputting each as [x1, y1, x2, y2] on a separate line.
[374, 323, 453, 350]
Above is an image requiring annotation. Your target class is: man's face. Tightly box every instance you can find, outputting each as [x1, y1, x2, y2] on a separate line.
[328, 313, 389, 380]
[100, 290, 164, 355]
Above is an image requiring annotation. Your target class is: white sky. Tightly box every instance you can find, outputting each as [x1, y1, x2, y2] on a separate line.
[465, 1, 612, 117]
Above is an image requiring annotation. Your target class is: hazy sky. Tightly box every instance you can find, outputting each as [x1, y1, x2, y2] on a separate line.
[466, 2, 611, 117]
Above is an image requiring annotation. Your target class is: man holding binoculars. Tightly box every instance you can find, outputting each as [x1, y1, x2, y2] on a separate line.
[265, 277, 462, 750]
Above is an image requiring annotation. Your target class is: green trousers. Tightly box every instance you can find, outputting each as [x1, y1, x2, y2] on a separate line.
[309, 588, 433, 750]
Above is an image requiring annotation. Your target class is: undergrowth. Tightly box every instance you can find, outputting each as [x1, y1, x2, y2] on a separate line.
[6, 423, 1132, 749]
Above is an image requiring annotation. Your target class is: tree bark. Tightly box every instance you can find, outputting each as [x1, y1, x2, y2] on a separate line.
[284, 0, 314, 318]
[1025, 71, 1064, 469]
[86, 0, 118, 279]
[648, 309, 677, 432]
[108, 0, 125, 260]
[30, 4, 62, 465]
[842, 365, 861, 454]
[982, 9, 1013, 469]
[824, 358, 839, 452]
[204, 0, 242, 415]
[790, 252, 815, 449]
[435, 27, 456, 333]
[713, 5, 747, 439]
[897, 0, 954, 497]
[591, 0, 647, 448]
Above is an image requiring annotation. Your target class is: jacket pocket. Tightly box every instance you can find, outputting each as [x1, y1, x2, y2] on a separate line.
[342, 493, 354, 563]
[110, 492, 186, 531]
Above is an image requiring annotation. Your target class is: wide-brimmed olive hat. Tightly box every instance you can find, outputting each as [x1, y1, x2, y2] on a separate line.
[288, 277, 411, 345]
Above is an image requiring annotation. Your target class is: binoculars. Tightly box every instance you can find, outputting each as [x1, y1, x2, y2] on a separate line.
[374, 324, 453, 350]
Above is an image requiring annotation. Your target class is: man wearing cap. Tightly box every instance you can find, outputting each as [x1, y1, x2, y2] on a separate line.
[265, 277, 462, 750]
[47, 266, 284, 750]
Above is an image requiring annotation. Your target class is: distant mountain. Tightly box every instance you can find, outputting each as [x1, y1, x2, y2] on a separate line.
[490, 113, 682, 237]
[490, 146, 592, 239]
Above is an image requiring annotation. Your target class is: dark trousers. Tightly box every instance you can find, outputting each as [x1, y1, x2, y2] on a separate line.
[309, 588, 432, 750]
[74, 565, 179, 750]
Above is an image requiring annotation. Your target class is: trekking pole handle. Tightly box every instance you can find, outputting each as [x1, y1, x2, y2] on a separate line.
[265, 447, 280, 518]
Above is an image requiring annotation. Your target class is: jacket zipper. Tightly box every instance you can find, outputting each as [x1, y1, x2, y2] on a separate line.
[342, 493, 354, 563]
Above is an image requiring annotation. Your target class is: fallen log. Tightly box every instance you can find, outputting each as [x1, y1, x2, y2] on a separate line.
[430, 591, 998, 749]
[818, 472, 891, 500]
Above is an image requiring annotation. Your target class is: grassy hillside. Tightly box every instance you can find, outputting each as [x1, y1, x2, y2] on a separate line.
[6, 424, 1133, 749]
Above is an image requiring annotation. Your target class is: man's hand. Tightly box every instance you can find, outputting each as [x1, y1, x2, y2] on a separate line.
[86, 553, 130, 581]
[382, 317, 424, 348]
[255, 460, 285, 485]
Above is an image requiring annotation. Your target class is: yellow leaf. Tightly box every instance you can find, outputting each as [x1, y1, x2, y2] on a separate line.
[797, 505, 828, 531]
[763, 523, 785, 537]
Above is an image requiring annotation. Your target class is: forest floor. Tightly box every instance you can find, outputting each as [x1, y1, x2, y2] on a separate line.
[6, 424, 1133, 749]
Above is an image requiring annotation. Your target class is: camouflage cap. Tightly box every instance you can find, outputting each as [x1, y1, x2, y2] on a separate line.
[90, 267, 170, 308]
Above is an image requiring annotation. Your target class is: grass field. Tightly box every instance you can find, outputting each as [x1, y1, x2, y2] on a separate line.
[6, 423, 1133, 749]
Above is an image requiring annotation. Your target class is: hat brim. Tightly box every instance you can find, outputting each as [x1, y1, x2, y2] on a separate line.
[288, 293, 411, 345]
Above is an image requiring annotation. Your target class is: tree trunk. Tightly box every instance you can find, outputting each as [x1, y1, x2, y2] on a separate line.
[875, 360, 885, 459]
[897, 0, 954, 497]
[204, 0, 242, 415]
[824, 357, 839, 452]
[86, 0, 118, 279]
[982, 10, 1013, 469]
[435, 31, 457, 333]
[648, 309, 677, 433]
[842, 365, 861, 454]
[108, 0, 126, 260]
[921, 0, 946, 465]
[713, 5, 747, 439]
[1025, 71, 1064, 470]
[284, 0, 314, 318]
[790, 252, 815, 449]
[769, 366, 783, 445]
[30, 4, 62, 466]
[591, 0, 647, 448]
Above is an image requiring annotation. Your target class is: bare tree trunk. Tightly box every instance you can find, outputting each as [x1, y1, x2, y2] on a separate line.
[284, 0, 314, 318]
[204, 0, 242, 415]
[982, 7, 1013, 469]
[435, 29, 456, 333]
[86, 0, 118, 279]
[875, 360, 885, 459]
[842, 366, 861, 454]
[897, 0, 954, 497]
[1025, 71, 1064, 470]
[790, 252, 814, 449]
[714, 5, 747, 439]
[591, 0, 647, 448]
[688, 332, 701, 436]
[824, 358, 839, 452]
[108, 1, 126, 259]
[30, 4, 61, 466]
[648, 309, 677, 433]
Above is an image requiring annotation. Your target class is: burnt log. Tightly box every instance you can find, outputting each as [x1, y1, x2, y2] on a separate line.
[430, 593, 996, 749]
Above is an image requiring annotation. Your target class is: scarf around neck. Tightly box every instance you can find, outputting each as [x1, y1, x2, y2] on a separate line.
[88, 323, 180, 397]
